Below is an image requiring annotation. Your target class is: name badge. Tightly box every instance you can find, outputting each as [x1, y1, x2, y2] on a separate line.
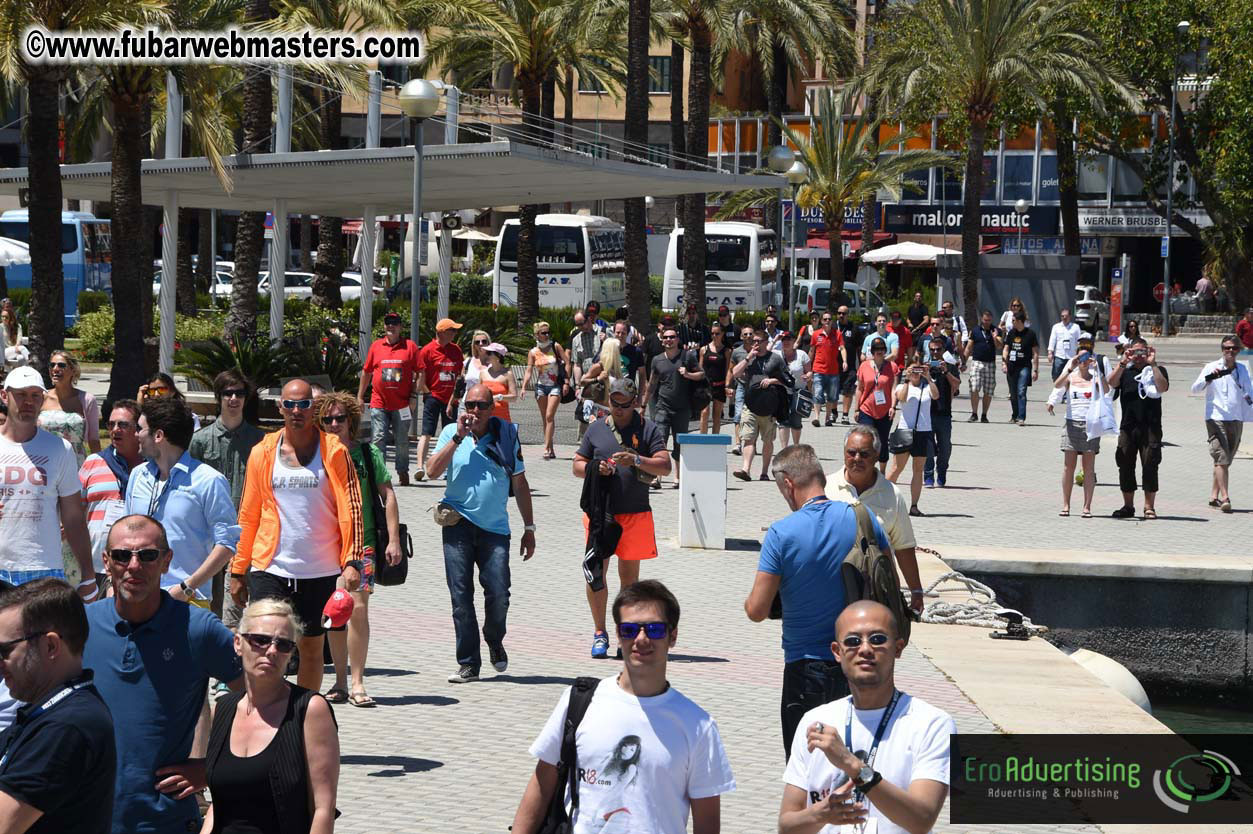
[873, 389, 887, 406]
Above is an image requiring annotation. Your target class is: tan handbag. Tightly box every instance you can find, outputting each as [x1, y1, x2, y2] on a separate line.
[432, 501, 463, 527]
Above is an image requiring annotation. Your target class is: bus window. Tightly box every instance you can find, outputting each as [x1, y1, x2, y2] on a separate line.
[498, 224, 584, 265]
[676, 234, 751, 271]
[0, 221, 77, 253]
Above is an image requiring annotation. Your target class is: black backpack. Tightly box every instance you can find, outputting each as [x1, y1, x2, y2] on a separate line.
[535, 677, 601, 834]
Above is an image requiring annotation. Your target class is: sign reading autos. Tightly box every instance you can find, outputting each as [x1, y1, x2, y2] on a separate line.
[884, 205, 1060, 236]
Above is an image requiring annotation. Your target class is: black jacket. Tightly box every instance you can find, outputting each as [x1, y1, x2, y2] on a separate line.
[578, 466, 621, 591]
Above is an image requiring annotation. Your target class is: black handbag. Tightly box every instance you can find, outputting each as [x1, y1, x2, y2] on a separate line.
[687, 349, 713, 414]
[360, 443, 411, 586]
[554, 345, 577, 404]
[888, 384, 924, 455]
[536, 677, 600, 834]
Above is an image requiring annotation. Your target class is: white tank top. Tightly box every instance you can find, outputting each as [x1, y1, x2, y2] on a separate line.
[267, 441, 341, 579]
[1065, 371, 1098, 422]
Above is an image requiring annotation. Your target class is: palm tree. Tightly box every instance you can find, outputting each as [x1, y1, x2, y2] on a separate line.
[861, 0, 1134, 319]
[716, 88, 956, 307]
[623, 0, 652, 337]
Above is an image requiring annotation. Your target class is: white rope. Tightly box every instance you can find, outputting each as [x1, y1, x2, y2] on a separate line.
[919, 571, 1047, 633]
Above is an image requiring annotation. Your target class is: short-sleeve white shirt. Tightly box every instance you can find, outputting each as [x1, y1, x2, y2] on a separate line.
[0, 428, 82, 573]
[828, 468, 917, 551]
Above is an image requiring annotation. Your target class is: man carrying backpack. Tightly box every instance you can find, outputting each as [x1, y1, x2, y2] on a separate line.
[511, 580, 736, 834]
[732, 329, 793, 482]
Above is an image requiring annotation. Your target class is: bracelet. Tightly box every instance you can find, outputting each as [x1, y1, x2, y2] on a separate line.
[76, 578, 96, 588]
[909, 588, 924, 594]
[523, 524, 537, 533]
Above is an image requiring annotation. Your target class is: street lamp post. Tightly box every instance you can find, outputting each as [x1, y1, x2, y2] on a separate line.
[786, 160, 808, 335]
[1014, 198, 1029, 254]
[1163, 20, 1190, 338]
[644, 195, 654, 231]
[767, 145, 795, 321]
[399, 79, 442, 344]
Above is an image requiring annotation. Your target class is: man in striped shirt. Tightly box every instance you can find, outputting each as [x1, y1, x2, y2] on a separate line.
[78, 399, 144, 592]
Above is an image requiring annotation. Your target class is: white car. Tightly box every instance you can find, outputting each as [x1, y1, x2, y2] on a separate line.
[768, 279, 888, 319]
[152, 268, 235, 299]
[1074, 284, 1109, 334]
[258, 271, 383, 303]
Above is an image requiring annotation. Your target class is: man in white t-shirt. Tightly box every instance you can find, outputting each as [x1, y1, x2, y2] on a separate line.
[1047, 308, 1083, 381]
[512, 580, 735, 834]
[0, 367, 95, 597]
[778, 600, 955, 834]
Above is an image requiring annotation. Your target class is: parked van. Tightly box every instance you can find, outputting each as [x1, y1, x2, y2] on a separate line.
[493, 214, 625, 309]
[0, 210, 112, 325]
[774, 279, 889, 319]
[662, 222, 778, 311]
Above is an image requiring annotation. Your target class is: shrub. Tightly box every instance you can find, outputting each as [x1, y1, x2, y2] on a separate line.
[76, 308, 116, 361]
[6, 288, 32, 323]
[448, 272, 493, 306]
[77, 290, 110, 316]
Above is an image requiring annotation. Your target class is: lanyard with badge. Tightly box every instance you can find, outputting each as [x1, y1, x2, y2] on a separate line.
[147, 473, 172, 517]
[0, 679, 93, 771]
[845, 689, 901, 805]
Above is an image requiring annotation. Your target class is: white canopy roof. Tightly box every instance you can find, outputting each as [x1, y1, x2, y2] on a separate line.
[0, 141, 781, 215]
[860, 241, 959, 265]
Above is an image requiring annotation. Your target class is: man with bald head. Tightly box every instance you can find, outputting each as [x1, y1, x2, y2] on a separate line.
[230, 378, 365, 692]
[778, 601, 955, 834]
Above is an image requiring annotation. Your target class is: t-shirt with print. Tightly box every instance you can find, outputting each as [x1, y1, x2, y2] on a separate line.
[418, 339, 464, 405]
[1004, 328, 1039, 370]
[363, 337, 422, 410]
[0, 428, 82, 573]
[810, 327, 844, 375]
[1116, 364, 1169, 432]
[530, 677, 736, 834]
[577, 414, 667, 515]
[784, 693, 955, 834]
[1063, 370, 1099, 422]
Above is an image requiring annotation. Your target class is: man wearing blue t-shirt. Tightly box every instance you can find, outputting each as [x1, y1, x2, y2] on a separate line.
[744, 444, 891, 758]
[84, 514, 242, 834]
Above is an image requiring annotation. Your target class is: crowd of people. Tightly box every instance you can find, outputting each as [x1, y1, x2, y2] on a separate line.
[0, 290, 1248, 833]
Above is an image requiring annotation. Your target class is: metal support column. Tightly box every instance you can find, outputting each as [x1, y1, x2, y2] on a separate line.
[269, 67, 293, 342]
[359, 70, 382, 361]
[158, 72, 182, 375]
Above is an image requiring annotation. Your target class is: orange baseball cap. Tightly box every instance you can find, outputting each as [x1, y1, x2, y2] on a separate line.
[435, 318, 462, 332]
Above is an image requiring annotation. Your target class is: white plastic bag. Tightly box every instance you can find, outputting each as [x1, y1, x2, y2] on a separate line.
[1086, 375, 1118, 440]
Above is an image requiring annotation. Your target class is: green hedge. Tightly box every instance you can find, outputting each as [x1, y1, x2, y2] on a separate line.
[77, 291, 110, 316]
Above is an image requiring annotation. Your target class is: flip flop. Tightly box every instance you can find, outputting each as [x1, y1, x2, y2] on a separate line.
[1143, 508, 1158, 520]
[1058, 509, 1070, 517]
[348, 691, 377, 708]
[1208, 499, 1222, 508]
[325, 687, 349, 704]
[1081, 509, 1091, 518]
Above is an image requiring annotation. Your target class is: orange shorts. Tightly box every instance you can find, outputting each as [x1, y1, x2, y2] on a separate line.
[581, 511, 658, 561]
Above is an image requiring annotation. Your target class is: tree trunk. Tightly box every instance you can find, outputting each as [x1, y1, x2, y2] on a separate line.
[196, 208, 213, 292]
[298, 215, 313, 271]
[682, 20, 712, 319]
[623, 0, 652, 336]
[826, 205, 847, 309]
[227, 0, 272, 341]
[516, 77, 543, 327]
[563, 68, 575, 213]
[25, 72, 65, 375]
[312, 88, 344, 310]
[176, 206, 197, 315]
[106, 97, 149, 407]
[765, 38, 787, 238]
[960, 118, 988, 322]
[1054, 100, 1081, 258]
[537, 71, 555, 214]
[670, 40, 686, 225]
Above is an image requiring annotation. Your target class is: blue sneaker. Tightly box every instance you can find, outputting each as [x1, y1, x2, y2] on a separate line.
[591, 631, 609, 659]
[923, 475, 935, 488]
[937, 476, 946, 487]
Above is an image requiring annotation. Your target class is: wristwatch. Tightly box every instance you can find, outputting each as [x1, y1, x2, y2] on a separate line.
[855, 764, 883, 793]
[344, 559, 365, 572]
[523, 524, 537, 533]
[178, 580, 191, 596]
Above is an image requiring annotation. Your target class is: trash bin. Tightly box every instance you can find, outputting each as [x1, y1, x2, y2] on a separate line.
[675, 434, 732, 549]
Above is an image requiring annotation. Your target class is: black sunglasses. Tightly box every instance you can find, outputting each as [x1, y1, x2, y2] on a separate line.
[221, 388, 248, 400]
[609, 397, 634, 409]
[464, 399, 493, 411]
[321, 414, 349, 425]
[845, 448, 876, 460]
[241, 633, 298, 654]
[108, 547, 165, 563]
[841, 632, 892, 649]
[617, 621, 668, 640]
[0, 633, 42, 661]
[107, 420, 134, 430]
[474, 339, 490, 345]
[49, 361, 69, 369]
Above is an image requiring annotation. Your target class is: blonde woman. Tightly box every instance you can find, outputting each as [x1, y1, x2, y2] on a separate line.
[203, 599, 340, 834]
[464, 329, 492, 388]
[521, 321, 568, 459]
[40, 350, 101, 460]
[577, 338, 623, 426]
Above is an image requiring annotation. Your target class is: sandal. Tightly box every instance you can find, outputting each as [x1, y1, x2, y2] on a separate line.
[1208, 499, 1222, 508]
[1058, 509, 1070, 517]
[1143, 508, 1158, 520]
[542, 450, 556, 460]
[1081, 509, 1091, 518]
[909, 505, 925, 517]
[348, 691, 377, 708]
[325, 687, 349, 704]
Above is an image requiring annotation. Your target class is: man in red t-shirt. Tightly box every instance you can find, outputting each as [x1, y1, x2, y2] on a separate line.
[358, 311, 423, 485]
[1238, 308, 1253, 383]
[807, 311, 845, 428]
[414, 318, 465, 481]
[889, 310, 915, 364]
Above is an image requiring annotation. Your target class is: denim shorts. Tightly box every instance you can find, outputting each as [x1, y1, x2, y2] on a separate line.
[535, 382, 559, 399]
[813, 372, 841, 405]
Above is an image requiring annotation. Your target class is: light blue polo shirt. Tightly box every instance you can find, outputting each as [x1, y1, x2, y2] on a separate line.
[434, 423, 525, 535]
[84, 593, 242, 834]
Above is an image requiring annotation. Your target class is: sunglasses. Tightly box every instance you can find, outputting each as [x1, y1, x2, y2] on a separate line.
[241, 633, 298, 655]
[537, 332, 550, 338]
[609, 397, 634, 409]
[49, 361, 69, 369]
[108, 547, 165, 563]
[841, 632, 892, 649]
[384, 319, 402, 325]
[474, 339, 490, 345]
[146, 387, 171, 397]
[221, 388, 248, 400]
[321, 414, 349, 425]
[662, 335, 677, 340]
[107, 420, 134, 431]
[464, 399, 493, 411]
[1222, 346, 1239, 352]
[0, 633, 42, 661]
[281, 399, 313, 410]
[617, 621, 668, 640]
[845, 448, 876, 460]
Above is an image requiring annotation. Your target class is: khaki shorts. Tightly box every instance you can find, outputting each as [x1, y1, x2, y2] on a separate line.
[1207, 419, 1243, 465]
[741, 410, 777, 445]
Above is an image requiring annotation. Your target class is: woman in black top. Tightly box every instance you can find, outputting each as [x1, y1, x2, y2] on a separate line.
[203, 599, 340, 834]
[699, 324, 732, 434]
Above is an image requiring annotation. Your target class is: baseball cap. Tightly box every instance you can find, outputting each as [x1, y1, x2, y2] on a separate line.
[485, 342, 508, 357]
[435, 318, 462, 332]
[717, 304, 730, 315]
[383, 312, 403, 324]
[3, 366, 45, 391]
[609, 377, 638, 399]
[321, 589, 355, 630]
[781, 330, 795, 341]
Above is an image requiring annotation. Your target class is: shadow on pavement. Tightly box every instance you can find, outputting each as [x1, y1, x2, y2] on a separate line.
[928, 485, 990, 491]
[340, 755, 444, 777]
[724, 538, 763, 552]
[485, 674, 577, 686]
[360, 667, 420, 677]
[917, 513, 974, 518]
[669, 654, 730, 664]
[370, 694, 459, 707]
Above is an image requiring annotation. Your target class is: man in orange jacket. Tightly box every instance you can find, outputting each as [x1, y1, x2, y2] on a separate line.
[230, 378, 364, 692]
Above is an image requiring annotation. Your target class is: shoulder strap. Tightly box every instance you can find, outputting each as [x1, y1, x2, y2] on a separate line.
[559, 676, 601, 813]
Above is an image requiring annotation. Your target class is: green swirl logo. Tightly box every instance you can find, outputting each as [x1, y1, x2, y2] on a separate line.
[1153, 750, 1239, 813]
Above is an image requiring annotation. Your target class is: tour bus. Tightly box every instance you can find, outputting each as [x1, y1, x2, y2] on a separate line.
[493, 214, 626, 309]
[0, 210, 112, 325]
[662, 221, 778, 312]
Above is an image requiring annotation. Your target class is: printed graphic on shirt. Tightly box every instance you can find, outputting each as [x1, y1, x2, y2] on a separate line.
[272, 473, 320, 491]
[0, 451, 51, 520]
[579, 735, 643, 833]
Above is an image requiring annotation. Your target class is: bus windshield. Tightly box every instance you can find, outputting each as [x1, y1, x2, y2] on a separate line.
[677, 234, 751, 272]
[0, 221, 77, 254]
[499, 225, 585, 265]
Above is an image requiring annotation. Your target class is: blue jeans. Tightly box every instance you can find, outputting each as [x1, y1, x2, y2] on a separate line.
[442, 520, 511, 670]
[781, 659, 848, 759]
[1007, 365, 1031, 421]
[925, 413, 953, 481]
[370, 407, 412, 475]
[733, 383, 746, 423]
[1051, 357, 1068, 381]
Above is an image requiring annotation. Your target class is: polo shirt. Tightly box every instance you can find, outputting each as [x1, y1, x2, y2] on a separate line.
[84, 594, 241, 834]
[434, 423, 525, 535]
[827, 467, 916, 552]
[0, 672, 116, 834]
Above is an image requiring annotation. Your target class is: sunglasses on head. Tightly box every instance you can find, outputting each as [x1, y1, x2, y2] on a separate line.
[241, 633, 297, 654]
[617, 621, 668, 640]
[108, 547, 165, 563]
[841, 632, 891, 648]
[464, 399, 493, 411]
[321, 414, 349, 425]
[281, 399, 313, 410]
[221, 388, 248, 400]
[107, 420, 134, 430]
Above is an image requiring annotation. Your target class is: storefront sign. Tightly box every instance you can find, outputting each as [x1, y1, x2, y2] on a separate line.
[1074, 207, 1211, 235]
[1002, 236, 1103, 256]
[882, 205, 1060, 235]
[781, 201, 876, 232]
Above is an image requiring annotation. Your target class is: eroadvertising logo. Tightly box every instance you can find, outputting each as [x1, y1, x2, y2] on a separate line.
[951, 734, 1252, 824]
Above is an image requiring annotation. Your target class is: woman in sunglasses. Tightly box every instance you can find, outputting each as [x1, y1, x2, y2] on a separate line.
[852, 338, 898, 472]
[315, 393, 401, 708]
[39, 349, 101, 461]
[463, 329, 493, 389]
[204, 598, 341, 834]
[998, 297, 1030, 334]
[521, 321, 568, 459]
[1047, 351, 1103, 517]
[137, 371, 202, 431]
[479, 342, 518, 422]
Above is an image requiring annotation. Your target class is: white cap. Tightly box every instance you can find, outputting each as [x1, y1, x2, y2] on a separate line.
[3, 366, 45, 391]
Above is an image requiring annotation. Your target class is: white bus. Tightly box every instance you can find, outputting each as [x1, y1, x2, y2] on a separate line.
[493, 214, 626, 309]
[662, 221, 778, 312]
